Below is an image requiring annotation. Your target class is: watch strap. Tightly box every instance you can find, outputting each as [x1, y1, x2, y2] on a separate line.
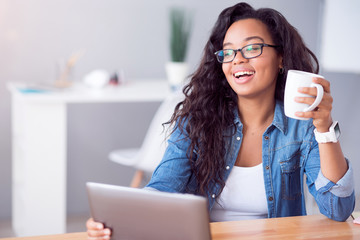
[314, 121, 340, 143]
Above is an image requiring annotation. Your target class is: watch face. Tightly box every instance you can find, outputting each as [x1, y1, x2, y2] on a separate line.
[334, 122, 341, 138]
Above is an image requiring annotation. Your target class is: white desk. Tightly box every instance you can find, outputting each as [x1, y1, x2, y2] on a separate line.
[8, 80, 170, 237]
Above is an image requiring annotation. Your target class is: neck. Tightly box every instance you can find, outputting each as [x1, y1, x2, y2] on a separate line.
[237, 97, 276, 130]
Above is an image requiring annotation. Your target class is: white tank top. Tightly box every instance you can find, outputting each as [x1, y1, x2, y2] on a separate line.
[210, 163, 268, 222]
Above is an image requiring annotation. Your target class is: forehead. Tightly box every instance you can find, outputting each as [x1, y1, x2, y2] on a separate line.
[223, 18, 273, 46]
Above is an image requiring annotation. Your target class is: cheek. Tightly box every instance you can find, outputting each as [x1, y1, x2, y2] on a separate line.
[222, 63, 231, 76]
[256, 58, 278, 76]
[267, 59, 281, 76]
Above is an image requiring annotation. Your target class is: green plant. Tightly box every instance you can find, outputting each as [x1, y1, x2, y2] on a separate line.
[169, 7, 192, 62]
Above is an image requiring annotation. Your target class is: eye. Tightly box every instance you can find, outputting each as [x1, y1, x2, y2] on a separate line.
[245, 44, 261, 53]
[215, 49, 235, 63]
[223, 49, 234, 56]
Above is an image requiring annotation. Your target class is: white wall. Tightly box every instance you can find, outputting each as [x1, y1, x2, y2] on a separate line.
[0, 0, 358, 221]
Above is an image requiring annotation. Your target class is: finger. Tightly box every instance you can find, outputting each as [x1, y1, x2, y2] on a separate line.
[87, 228, 111, 238]
[295, 108, 331, 121]
[86, 218, 104, 230]
[87, 235, 110, 240]
[294, 104, 332, 121]
[294, 95, 333, 111]
[294, 110, 320, 120]
[312, 77, 331, 93]
[297, 86, 319, 97]
[87, 229, 104, 237]
[298, 78, 331, 96]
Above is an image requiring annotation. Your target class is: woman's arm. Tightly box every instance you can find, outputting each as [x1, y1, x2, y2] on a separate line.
[298, 77, 355, 221]
[146, 123, 195, 193]
[295, 77, 347, 182]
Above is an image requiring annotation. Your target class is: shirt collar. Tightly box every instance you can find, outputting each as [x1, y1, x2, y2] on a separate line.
[272, 100, 287, 134]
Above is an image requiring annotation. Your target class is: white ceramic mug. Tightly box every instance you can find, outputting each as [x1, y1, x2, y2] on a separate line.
[284, 70, 324, 120]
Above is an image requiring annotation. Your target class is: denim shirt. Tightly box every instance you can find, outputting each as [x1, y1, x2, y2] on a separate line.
[146, 101, 355, 221]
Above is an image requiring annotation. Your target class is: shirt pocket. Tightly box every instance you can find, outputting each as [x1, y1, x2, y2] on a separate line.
[279, 149, 303, 200]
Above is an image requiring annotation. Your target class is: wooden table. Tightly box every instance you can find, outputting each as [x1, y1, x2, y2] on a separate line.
[210, 214, 359, 240]
[1, 214, 359, 240]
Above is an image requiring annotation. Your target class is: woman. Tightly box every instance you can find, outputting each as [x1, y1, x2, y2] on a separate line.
[87, 2, 355, 239]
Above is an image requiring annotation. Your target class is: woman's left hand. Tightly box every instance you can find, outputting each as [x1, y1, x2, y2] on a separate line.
[294, 77, 333, 132]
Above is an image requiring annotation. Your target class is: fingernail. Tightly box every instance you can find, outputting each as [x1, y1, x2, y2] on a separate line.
[96, 224, 103, 230]
[103, 229, 111, 235]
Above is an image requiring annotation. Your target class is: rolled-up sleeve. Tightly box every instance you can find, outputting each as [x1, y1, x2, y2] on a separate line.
[315, 159, 354, 197]
[305, 134, 355, 221]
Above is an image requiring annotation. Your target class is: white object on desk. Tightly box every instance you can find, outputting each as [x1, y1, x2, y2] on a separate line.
[8, 80, 170, 237]
[82, 69, 110, 88]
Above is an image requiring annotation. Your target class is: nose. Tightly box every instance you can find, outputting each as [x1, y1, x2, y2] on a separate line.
[233, 50, 248, 64]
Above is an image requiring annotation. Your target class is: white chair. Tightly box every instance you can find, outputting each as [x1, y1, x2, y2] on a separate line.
[109, 92, 184, 188]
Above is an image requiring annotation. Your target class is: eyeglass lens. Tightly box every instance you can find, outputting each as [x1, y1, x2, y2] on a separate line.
[216, 44, 263, 63]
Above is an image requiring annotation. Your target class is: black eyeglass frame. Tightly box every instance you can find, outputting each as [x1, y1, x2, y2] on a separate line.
[214, 43, 280, 63]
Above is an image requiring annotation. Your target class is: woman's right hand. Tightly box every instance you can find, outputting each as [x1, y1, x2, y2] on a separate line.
[86, 218, 111, 240]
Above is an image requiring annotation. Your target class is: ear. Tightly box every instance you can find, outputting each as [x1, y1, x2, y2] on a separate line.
[278, 55, 283, 69]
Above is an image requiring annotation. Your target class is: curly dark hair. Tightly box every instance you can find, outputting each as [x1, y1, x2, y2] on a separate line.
[169, 2, 319, 196]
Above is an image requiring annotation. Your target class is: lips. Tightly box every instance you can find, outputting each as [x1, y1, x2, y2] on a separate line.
[232, 70, 255, 83]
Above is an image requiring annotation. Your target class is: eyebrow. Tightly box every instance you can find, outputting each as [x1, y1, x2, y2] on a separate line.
[223, 36, 265, 48]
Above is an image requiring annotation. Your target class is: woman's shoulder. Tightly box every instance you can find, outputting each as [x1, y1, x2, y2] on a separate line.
[168, 117, 190, 141]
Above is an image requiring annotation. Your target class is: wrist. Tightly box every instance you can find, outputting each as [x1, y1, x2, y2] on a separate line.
[314, 121, 341, 143]
[315, 118, 333, 133]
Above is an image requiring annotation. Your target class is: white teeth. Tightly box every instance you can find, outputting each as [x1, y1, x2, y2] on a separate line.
[234, 71, 255, 77]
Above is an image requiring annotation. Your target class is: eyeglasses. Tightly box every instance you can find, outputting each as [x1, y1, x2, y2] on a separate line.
[214, 43, 279, 63]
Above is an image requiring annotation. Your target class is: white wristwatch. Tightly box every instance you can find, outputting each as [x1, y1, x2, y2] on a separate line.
[314, 121, 341, 143]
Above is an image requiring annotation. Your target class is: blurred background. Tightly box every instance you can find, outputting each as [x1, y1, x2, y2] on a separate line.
[0, 0, 359, 235]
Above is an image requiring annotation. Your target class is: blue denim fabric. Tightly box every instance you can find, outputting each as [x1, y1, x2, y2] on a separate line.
[146, 101, 355, 221]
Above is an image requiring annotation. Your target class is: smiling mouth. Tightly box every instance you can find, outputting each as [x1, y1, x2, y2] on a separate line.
[233, 71, 255, 79]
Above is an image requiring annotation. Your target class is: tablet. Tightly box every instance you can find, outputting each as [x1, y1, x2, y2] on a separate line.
[86, 182, 212, 240]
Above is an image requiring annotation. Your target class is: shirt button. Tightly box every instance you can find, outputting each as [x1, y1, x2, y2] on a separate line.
[236, 136, 241, 141]
[226, 166, 230, 170]
[265, 165, 270, 170]
[268, 196, 274, 201]
[212, 194, 216, 199]
[264, 136, 269, 140]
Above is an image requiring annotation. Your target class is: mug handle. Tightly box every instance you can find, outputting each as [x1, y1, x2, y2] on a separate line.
[303, 83, 324, 112]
